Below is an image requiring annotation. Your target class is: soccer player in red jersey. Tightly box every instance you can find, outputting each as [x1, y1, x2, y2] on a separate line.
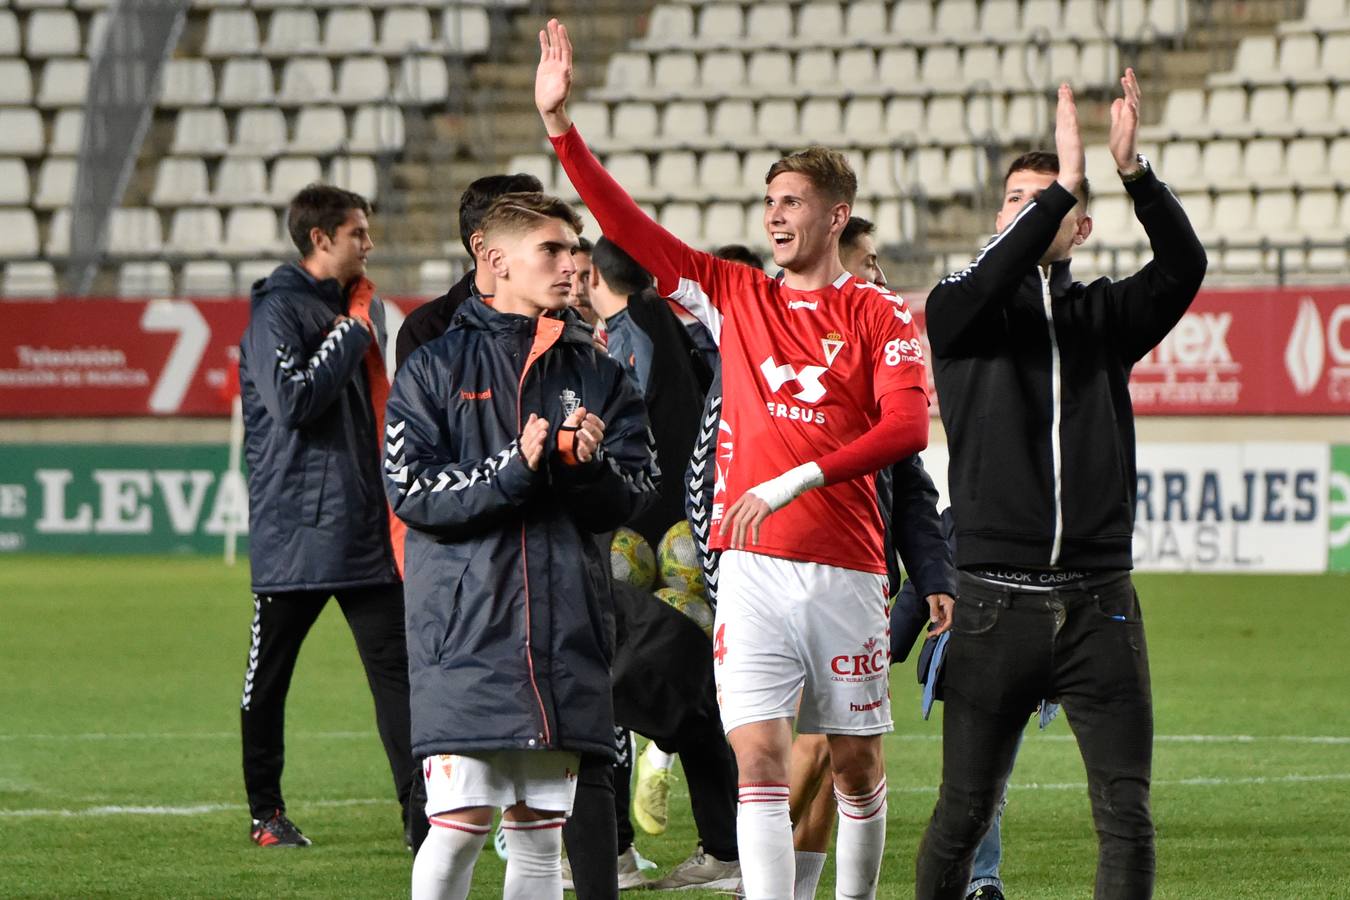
[536, 20, 952, 898]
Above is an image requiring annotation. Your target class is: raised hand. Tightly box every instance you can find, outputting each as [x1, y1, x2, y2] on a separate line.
[1109, 68, 1143, 174]
[535, 18, 574, 137]
[521, 413, 549, 471]
[563, 406, 605, 464]
[1054, 83, 1084, 198]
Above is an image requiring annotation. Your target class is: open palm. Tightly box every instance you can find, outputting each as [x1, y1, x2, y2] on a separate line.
[535, 18, 573, 119]
[1109, 68, 1142, 171]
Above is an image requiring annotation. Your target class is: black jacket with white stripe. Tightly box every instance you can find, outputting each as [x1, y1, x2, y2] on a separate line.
[926, 166, 1207, 571]
[240, 263, 399, 593]
[385, 296, 658, 761]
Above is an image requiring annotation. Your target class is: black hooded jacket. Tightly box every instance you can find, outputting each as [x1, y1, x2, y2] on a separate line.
[385, 296, 659, 760]
[926, 166, 1207, 571]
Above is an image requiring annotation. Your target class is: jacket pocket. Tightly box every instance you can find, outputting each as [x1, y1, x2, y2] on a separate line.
[300, 451, 329, 525]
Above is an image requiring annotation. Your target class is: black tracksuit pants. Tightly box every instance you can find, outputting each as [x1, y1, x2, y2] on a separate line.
[563, 727, 635, 900]
[240, 584, 427, 848]
[917, 572, 1155, 900]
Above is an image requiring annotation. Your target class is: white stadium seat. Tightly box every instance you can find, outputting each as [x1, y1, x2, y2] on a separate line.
[168, 208, 225, 257]
[698, 5, 743, 45]
[204, 10, 260, 57]
[442, 7, 490, 55]
[700, 51, 746, 94]
[107, 208, 164, 258]
[286, 107, 347, 156]
[218, 58, 275, 107]
[181, 260, 235, 297]
[152, 158, 210, 207]
[50, 109, 84, 155]
[0, 60, 34, 106]
[172, 108, 228, 156]
[846, 2, 889, 40]
[744, 3, 792, 46]
[655, 150, 697, 197]
[378, 8, 434, 55]
[324, 9, 377, 54]
[118, 262, 174, 298]
[237, 259, 284, 294]
[33, 158, 74, 209]
[0, 11, 19, 56]
[264, 8, 320, 56]
[349, 105, 405, 154]
[0, 158, 29, 205]
[159, 59, 215, 107]
[329, 155, 378, 200]
[26, 9, 80, 58]
[37, 59, 89, 108]
[703, 201, 745, 245]
[224, 206, 283, 258]
[394, 55, 448, 104]
[233, 107, 288, 157]
[213, 157, 268, 204]
[4, 261, 58, 297]
[337, 56, 392, 105]
[604, 53, 651, 97]
[654, 53, 699, 93]
[278, 58, 334, 105]
[269, 157, 324, 206]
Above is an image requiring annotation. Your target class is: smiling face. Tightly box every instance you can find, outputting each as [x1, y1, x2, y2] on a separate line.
[763, 171, 850, 272]
[486, 217, 580, 318]
[996, 168, 1092, 266]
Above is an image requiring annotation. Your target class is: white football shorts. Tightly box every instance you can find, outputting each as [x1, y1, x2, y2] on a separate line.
[713, 549, 893, 736]
[422, 750, 580, 821]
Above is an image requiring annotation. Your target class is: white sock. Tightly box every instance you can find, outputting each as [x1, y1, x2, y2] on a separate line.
[411, 818, 489, 900]
[737, 782, 794, 900]
[833, 780, 887, 900]
[502, 817, 566, 900]
[794, 849, 827, 899]
[646, 744, 675, 770]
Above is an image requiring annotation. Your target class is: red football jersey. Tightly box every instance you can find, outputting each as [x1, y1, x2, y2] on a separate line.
[552, 127, 926, 573]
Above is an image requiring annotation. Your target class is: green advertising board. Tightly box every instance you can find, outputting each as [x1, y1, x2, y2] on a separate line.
[0, 444, 246, 554]
[1331, 445, 1350, 573]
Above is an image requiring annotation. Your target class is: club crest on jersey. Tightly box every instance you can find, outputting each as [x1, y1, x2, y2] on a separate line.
[821, 331, 845, 366]
[560, 388, 581, 417]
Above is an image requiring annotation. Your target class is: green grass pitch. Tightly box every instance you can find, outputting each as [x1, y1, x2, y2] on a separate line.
[1, 557, 1347, 898]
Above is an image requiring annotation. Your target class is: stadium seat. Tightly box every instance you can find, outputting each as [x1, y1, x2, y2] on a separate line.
[181, 260, 235, 297]
[934, 0, 979, 36]
[1002, 93, 1049, 141]
[845, 1, 888, 40]
[349, 105, 404, 154]
[606, 152, 653, 194]
[966, 94, 1003, 139]
[1294, 190, 1338, 237]
[3, 260, 58, 297]
[741, 150, 780, 193]
[1211, 36, 1278, 87]
[324, 8, 377, 54]
[946, 146, 983, 195]
[744, 3, 792, 46]
[1283, 137, 1331, 190]
[0, 158, 27, 206]
[698, 149, 741, 197]
[980, 0, 1021, 36]
[43, 207, 69, 258]
[218, 58, 276, 107]
[1326, 136, 1350, 182]
[223, 206, 283, 258]
[233, 107, 288, 157]
[269, 157, 324, 206]
[746, 51, 793, 93]
[659, 201, 703, 244]
[798, 98, 842, 143]
[337, 56, 392, 105]
[393, 55, 448, 104]
[168, 208, 225, 258]
[378, 8, 434, 55]
[204, 10, 260, 57]
[654, 150, 697, 198]
[1207, 191, 1255, 243]
[699, 51, 746, 96]
[639, 6, 694, 51]
[33, 158, 73, 210]
[862, 148, 905, 195]
[603, 52, 651, 98]
[151, 157, 210, 207]
[884, 96, 926, 142]
[172, 108, 228, 156]
[1203, 87, 1248, 139]
[920, 47, 962, 87]
[418, 259, 453, 297]
[0, 11, 18, 56]
[1319, 35, 1350, 78]
[506, 153, 555, 193]
[236, 259, 282, 293]
[1201, 139, 1244, 190]
[654, 52, 699, 95]
[1277, 34, 1323, 84]
[86, 11, 109, 55]
[159, 59, 215, 107]
[875, 198, 916, 242]
[1062, 0, 1105, 38]
[442, 7, 489, 55]
[795, 4, 844, 47]
[278, 58, 334, 105]
[329, 155, 378, 200]
[1079, 41, 1120, 87]
[1240, 138, 1287, 191]
[703, 200, 744, 246]
[1288, 85, 1336, 138]
[1150, 0, 1189, 36]
[0, 60, 34, 106]
[890, 0, 936, 35]
[911, 147, 953, 199]
[118, 262, 173, 298]
[284, 107, 345, 156]
[569, 102, 610, 141]
[755, 98, 799, 143]
[610, 101, 659, 148]
[37, 59, 89, 108]
[999, 44, 1039, 91]
[264, 8, 320, 56]
[878, 49, 920, 92]
[838, 48, 878, 89]
[1022, 0, 1063, 36]
[925, 96, 966, 143]
[49, 109, 83, 155]
[1104, 0, 1147, 37]
[25, 9, 80, 58]
[961, 45, 1001, 89]
[107, 208, 164, 258]
[698, 5, 743, 46]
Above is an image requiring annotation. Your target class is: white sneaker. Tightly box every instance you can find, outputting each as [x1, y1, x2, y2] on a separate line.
[649, 846, 742, 891]
[617, 845, 653, 890]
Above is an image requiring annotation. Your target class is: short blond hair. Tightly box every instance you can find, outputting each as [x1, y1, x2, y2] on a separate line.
[765, 148, 858, 207]
[480, 192, 584, 246]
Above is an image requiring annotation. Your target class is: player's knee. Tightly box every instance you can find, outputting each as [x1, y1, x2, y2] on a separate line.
[826, 736, 883, 794]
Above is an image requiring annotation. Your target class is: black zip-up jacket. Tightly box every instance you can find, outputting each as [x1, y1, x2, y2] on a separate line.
[239, 263, 399, 593]
[385, 296, 659, 761]
[395, 268, 480, 370]
[926, 166, 1207, 571]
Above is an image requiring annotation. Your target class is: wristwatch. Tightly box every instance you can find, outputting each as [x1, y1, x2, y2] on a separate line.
[1119, 154, 1150, 183]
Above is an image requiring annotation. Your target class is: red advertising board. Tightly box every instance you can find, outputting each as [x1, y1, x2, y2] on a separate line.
[2, 289, 1348, 417]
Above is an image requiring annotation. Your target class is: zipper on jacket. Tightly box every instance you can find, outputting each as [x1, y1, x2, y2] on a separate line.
[515, 317, 566, 747]
[1040, 266, 1065, 566]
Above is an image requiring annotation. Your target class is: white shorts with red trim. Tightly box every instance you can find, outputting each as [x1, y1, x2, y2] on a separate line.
[422, 750, 580, 821]
[713, 549, 893, 736]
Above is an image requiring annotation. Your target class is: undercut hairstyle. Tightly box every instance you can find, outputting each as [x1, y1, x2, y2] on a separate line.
[479, 192, 584, 247]
[765, 147, 858, 207]
[576, 235, 594, 254]
[458, 173, 546, 256]
[1004, 150, 1092, 209]
[287, 183, 371, 258]
[714, 244, 765, 269]
[592, 237, 653, 296]
[840, 216, 877, 253]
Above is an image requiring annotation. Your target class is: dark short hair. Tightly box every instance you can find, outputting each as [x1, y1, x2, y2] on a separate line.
[459, 173, 546, 257]
[714, 244, 765, 269]
[287, 183, 371, 258]
[576, 235, 594, 254]
[840, 216, 876, 253]
[592, 237, 653, 296]
[1004, 151, 1092, 209]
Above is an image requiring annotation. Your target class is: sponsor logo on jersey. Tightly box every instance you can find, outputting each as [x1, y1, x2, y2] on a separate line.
[787, 299, 819, 310]
[821, 331, 845, 366]
[760, 355, 828, 404]
[830, 635, 887, 682]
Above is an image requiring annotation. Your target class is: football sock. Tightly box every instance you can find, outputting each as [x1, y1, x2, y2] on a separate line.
[502, 816, 567, 900]
[646, 745, 675, 770]
[834, 780, 887, 899]
[794, 849, 827, 899]
[737, 782, 794, 899]
[411, 818, 489, 900]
